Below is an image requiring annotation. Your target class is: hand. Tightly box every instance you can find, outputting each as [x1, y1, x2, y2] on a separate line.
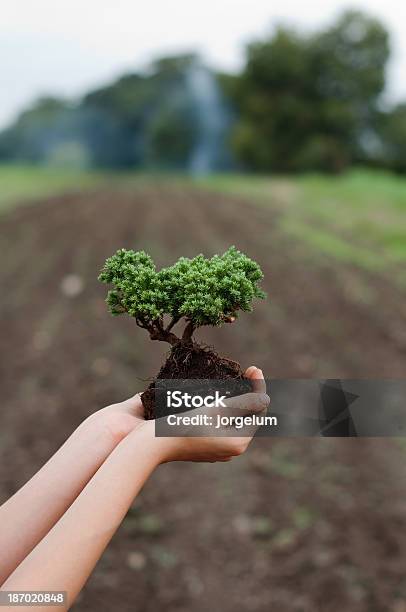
[0, 366, 269, 600]
[0, 390, 147, 586]
[84, 366, 269, 462]
[154, 366, 270, 463]
[84, 393, 148, 444]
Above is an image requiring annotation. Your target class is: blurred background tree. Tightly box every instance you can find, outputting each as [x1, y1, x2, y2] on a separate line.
[228, 10, 390, 173]
[376, 103, 406, 173]
[0, 55, 203, 171]
[1, 9, 405, 174]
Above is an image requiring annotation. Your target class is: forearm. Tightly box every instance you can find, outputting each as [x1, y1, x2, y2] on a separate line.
[0, 369, 267, 609]
[2, 422, 168, 609]
[0, 412, 128, 585]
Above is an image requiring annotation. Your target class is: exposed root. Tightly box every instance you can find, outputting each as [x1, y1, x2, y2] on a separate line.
[141, 341, 248, 419]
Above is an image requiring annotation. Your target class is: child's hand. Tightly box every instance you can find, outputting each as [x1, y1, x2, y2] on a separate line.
[0, 366, 268, 598]
[154, 366, 270, 463]
[86, 366, 269, 463]
[84, 393, 147, 444]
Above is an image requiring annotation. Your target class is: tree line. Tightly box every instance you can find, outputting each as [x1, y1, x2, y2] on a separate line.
[1, 9, 405, 174]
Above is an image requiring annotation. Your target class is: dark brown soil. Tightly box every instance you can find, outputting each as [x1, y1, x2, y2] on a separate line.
[0, 184, 406, 612]
[141, 341, 248, 419]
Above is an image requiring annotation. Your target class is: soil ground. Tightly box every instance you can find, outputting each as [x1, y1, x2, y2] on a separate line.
[1, 185, 406, 611]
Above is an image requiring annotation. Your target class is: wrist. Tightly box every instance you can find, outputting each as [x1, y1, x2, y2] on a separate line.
[79, 410, 133, 448]
[134, 420, 177, 465]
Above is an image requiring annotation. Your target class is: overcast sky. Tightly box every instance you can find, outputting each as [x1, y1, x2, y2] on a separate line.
[1, 0, 406, 129]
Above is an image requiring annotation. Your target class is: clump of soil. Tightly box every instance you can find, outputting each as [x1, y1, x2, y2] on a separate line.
[141, 342, 250, 420]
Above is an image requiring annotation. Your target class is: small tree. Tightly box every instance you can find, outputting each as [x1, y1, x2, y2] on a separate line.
[99, 246, 265, 345]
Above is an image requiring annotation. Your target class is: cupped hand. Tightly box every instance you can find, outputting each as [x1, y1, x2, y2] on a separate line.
[156, 366, 270, 463]
[87, 366, 269, 463]
[85, 392, 147, 444]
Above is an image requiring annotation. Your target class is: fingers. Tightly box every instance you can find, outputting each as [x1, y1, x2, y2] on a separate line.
[224, 367, 268, 413]
[245, 366, 267, 393]
[119, 393, 145, 418]
[224, 391, 270, 415]
[221, 367, 269, 437]
[218, 436, 254, 458]
[201, 366, 269, 425]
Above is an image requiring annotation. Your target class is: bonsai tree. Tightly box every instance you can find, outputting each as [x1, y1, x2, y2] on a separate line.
[99, 246, 265, 418]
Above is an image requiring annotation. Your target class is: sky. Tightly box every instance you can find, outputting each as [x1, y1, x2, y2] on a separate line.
[1, 0, 406, 129]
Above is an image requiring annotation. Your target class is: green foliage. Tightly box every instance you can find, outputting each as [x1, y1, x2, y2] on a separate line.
[0, 55, 201, 170]
[0, 164, 102, 214]
[199, 169, 406, 288]
[0, 97, 71, 163]
[146, 103, 197, 169]
[377, 104, 406, 173]
[2, 10, 404, 174]
[230, 10, 390, 173]
[99, 246, 265, 341]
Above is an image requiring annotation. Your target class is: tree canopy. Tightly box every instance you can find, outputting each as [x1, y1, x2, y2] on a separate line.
[228, 10, 390, 173]
[2, 9, 406, 174]
[99, 247, 265, 344]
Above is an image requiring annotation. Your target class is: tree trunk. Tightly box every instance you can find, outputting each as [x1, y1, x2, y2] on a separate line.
[182, 321, 195, 343]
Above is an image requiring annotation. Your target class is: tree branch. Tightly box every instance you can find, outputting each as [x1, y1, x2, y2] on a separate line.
[149, 328, 179, 345]
[166, 316, 181, 333]
[135, 318, 150, 331]
[136, 317, 179, 345]
[182, 320, 195, 343]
